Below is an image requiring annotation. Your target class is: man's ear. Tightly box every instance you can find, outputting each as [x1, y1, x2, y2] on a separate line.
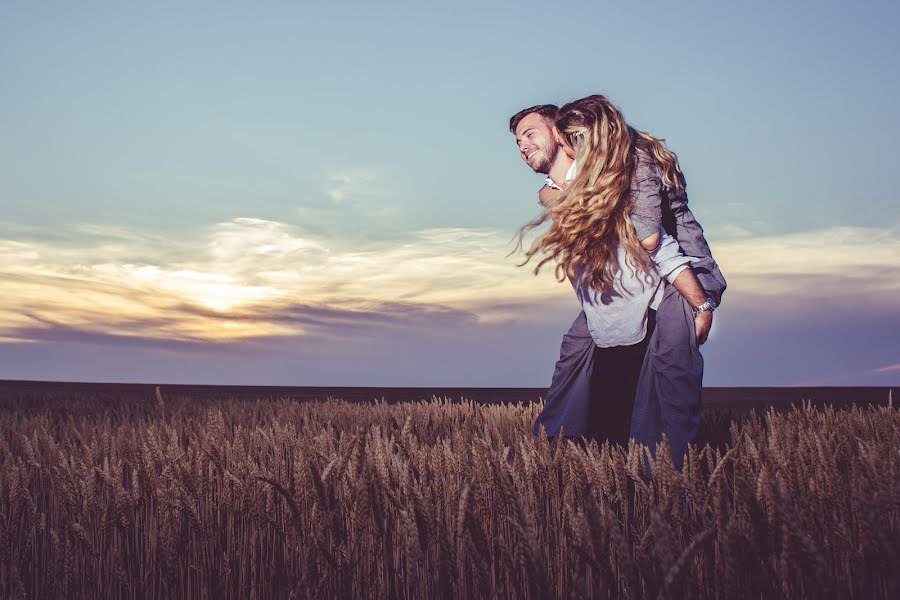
[551, 125, 564, 146]
[552, 126, 575, 159]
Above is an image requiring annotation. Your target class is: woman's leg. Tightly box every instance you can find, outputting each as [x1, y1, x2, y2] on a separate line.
[531, 310, 596, 441]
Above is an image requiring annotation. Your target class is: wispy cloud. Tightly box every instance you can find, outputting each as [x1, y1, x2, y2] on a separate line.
[712, 226, 900, 303]
[323, 168, 377, 205]
[713, 223, 754, 238]
[2, 220, 898, 358]
[0, 217, 563, 344]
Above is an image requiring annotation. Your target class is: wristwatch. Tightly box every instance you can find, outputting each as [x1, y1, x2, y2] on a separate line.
[691, 297, 717, 318]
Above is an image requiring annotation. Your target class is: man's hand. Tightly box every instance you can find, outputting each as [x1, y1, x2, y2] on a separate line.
[694, 310, 712, 345]
[670, 267, 713, 345]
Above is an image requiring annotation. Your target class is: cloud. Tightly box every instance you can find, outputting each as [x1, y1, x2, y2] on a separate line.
[4, 298, 480, 350]
[0, 217, 563, 344]
[713, 223, 754, 238]
[2, 218, 898, 389]
[712, 225, 900, 302]
[323, 168, 377, 205]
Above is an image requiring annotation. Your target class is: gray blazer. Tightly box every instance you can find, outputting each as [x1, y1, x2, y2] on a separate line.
[531, 154, 726, 470]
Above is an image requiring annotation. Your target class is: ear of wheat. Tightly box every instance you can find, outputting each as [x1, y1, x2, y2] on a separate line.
[1, 388, 894, 598]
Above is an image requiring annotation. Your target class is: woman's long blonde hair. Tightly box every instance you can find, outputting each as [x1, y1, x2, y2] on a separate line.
[509, 94, 685, 294]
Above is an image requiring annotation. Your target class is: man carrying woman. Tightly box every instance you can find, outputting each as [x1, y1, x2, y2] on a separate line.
[509, 95, 726, 474]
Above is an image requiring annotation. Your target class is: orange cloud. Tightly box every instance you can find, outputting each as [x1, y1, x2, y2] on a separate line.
[2, 220, 897, 347]
[0, 218, 564, 343]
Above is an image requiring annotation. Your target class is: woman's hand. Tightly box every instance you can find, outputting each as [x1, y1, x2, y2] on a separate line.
[538, 185, 563, 208]
[694, 310, 712, 345]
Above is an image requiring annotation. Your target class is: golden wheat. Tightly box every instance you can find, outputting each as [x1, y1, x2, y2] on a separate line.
[0, 390, 896, 598]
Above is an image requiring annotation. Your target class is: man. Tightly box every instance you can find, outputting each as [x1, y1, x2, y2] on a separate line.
[510, 103, 727, 472]
[511, 104, 596, 448]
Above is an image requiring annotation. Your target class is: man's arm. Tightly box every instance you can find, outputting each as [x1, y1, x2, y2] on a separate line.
[670, 267, 714, 345]
[642, 230, 713, 344]
[665, 181, 727, 306]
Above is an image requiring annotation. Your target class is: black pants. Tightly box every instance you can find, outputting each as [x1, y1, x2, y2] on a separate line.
[587, 309, 657, 449]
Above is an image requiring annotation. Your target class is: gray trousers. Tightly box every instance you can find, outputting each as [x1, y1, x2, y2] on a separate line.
[531, 309, 594, 440]
[531, 281, 703, 474]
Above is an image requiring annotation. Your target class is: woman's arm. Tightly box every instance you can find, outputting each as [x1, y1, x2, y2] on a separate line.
[632, 154, 692, 282]
[632, 153, 714, 344]
[538, 184, 563, 208]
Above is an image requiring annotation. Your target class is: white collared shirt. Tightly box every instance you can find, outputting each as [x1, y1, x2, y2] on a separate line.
[551, 160, 692, 347]
[543, 161, 576, 192]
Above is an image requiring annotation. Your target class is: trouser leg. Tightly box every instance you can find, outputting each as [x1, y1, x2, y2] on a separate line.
[531, 310, 595, 440]
[631, 287, 704, 478]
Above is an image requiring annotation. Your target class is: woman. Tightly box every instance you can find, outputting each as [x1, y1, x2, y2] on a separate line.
[515, 95, 723, 471]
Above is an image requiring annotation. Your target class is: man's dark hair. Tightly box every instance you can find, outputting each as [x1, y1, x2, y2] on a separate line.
[508, 104, 559, 133]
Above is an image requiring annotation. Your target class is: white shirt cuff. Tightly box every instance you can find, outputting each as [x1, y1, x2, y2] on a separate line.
[665, 263, 690, 284]
[651, 230, 692, 280]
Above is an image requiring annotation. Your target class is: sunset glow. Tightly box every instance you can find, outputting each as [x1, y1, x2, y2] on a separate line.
[1, 1, 897, 386]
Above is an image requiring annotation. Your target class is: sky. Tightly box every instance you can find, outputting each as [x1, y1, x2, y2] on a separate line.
[1, 0, 898, 387]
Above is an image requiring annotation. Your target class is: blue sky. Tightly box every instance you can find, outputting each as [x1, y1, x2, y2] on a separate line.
[1, 0, 898, 386]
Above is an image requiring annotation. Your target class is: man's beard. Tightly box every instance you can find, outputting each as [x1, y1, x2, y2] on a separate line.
[531, 144, 559, 175]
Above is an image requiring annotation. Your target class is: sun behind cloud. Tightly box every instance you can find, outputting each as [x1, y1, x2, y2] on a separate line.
[0, 218, 564, 343]
[2, 218, 898, 361]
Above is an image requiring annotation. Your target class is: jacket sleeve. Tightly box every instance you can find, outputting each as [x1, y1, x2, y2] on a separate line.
[652, 229, 692, 283]
[629, 153, 692, 284]
[664, 180, 728, 305]
[629, 152, 664, 242]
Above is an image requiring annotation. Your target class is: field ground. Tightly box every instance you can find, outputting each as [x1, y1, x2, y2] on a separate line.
[0, 382, 896, 598]
[1, 379, 894, 408]
[2, 380, 893, 450]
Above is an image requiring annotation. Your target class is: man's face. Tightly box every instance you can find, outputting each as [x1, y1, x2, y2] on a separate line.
[514, 112, 560, 175]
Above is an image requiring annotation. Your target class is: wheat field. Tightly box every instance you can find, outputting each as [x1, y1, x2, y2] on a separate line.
[0, 390, 896, 599]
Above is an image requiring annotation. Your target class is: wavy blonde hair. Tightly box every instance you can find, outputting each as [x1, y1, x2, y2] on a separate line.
[509, 94, 685, 294]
